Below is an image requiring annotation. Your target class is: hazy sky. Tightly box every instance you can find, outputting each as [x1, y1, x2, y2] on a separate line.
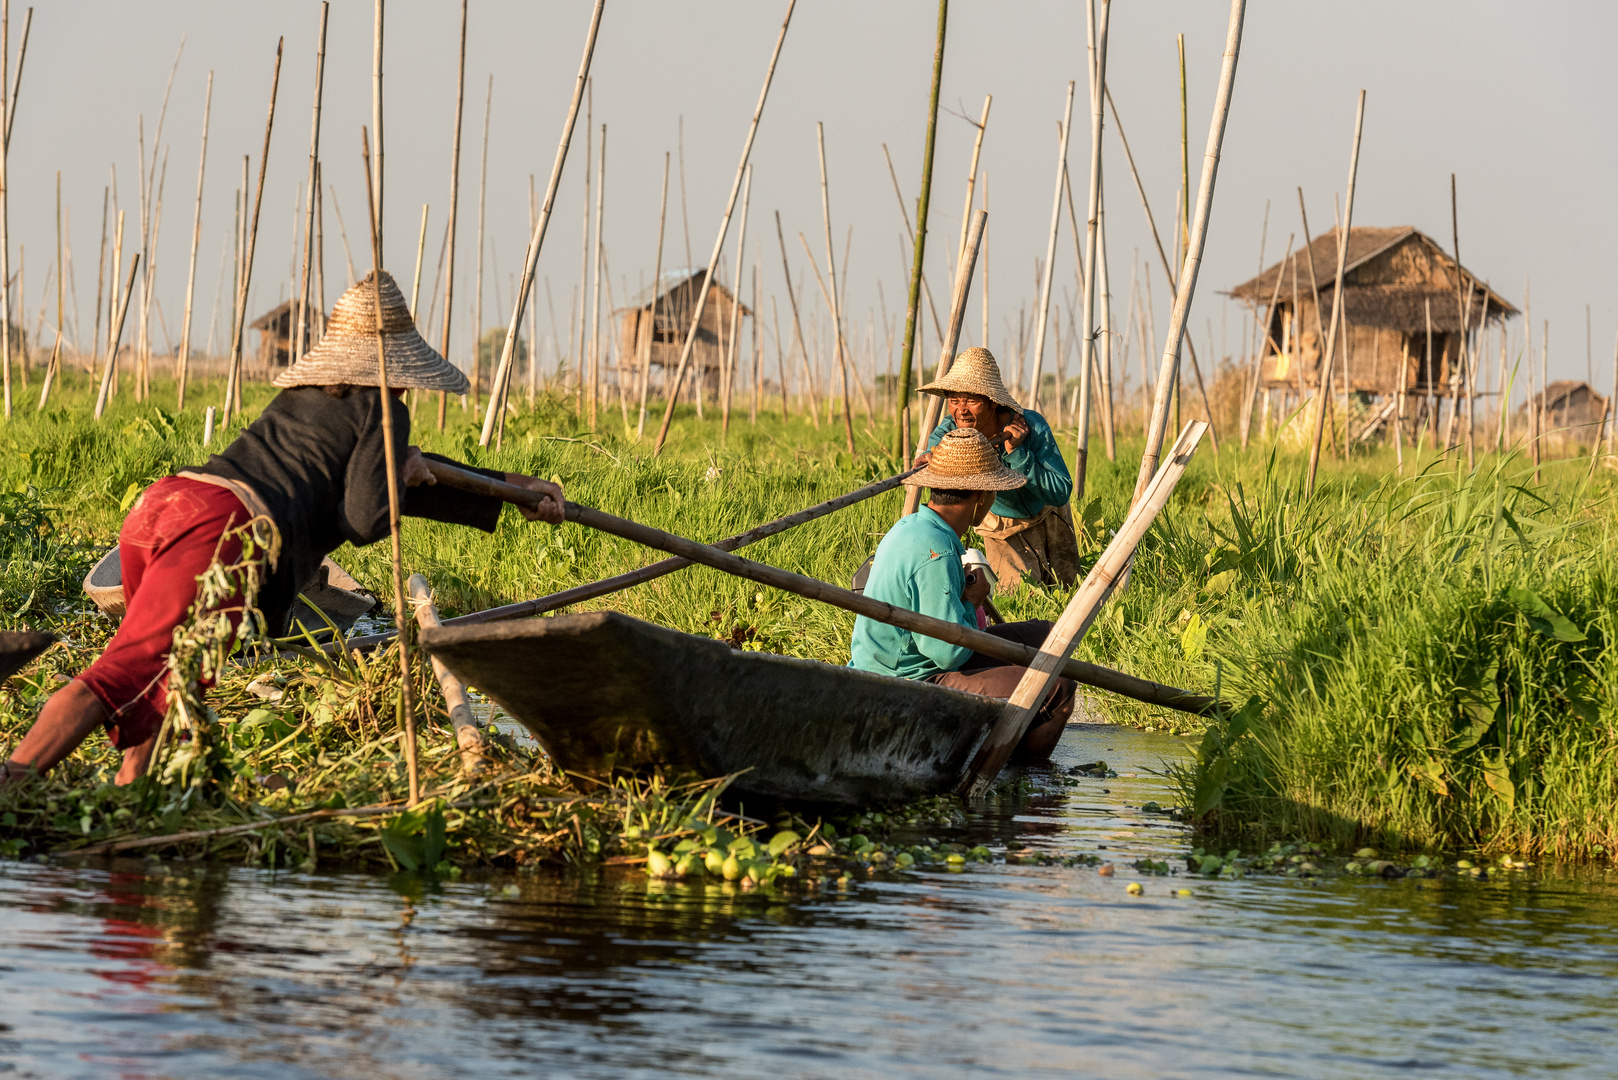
[9, 1, 1616, 400]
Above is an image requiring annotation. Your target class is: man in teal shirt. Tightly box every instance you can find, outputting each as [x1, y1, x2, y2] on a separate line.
[916, 347, 1079, 593]
[851, 428, 1076, 762]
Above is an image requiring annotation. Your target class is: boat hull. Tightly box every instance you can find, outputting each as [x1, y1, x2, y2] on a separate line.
[419, 611, 999, 806]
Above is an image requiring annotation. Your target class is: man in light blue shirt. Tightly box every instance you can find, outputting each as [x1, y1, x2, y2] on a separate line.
[851, 428, 1076, 762]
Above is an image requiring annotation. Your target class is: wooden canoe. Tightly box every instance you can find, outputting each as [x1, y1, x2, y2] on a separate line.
[418, 611, 1002, 806]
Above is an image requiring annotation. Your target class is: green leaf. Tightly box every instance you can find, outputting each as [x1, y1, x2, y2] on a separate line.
[380, 827, 421, 871]
[1203, 569, 1238, 598]
[1506, 588, 1586, 642]
[118, 482, 142, 513]
[1180, 612, 1207, 661]
[1480, 750, 1515, 812]
[766, 829, 801, 857]
[1193, 756, 1230, 815]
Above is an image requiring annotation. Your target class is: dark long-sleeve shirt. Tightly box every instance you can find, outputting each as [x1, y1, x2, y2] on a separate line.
[189, 386, 504, 632]
[927, 408, 1072, 520]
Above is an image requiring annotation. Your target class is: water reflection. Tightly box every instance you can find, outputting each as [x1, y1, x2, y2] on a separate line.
[3, 723, 1617, 1079]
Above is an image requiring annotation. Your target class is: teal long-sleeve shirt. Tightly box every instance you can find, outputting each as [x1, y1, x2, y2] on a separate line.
[927, 408, 1072, 520]
[848, 506, 975, 680]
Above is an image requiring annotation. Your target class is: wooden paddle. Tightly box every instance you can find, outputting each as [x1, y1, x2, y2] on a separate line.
[342, 464, 923, 652]
[424, 460, 1220, 718]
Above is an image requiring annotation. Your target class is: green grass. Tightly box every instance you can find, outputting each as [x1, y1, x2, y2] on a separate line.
[2, 369, 1616, 863]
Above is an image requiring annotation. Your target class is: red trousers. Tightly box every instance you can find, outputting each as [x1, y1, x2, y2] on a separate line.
[78, 477, 259, 750]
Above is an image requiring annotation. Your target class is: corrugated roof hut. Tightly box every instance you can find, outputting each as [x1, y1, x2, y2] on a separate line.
[618, 270, 750, 393]
[1227, 226, 1517, 400]
[251, 300, 320, 369]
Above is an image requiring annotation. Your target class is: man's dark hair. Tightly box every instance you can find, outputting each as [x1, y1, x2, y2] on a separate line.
[928, 488, 979, 506]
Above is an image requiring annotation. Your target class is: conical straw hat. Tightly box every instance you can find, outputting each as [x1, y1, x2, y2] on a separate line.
[904, 428, 1028, 492]
[918, 346, 1022, 413]
[273, 270, 469, 393]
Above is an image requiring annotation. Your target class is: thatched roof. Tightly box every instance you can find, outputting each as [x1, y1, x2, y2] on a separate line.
[1227, 226, 1517, 332]
[622, 269, 751, 318]
[251, 298, 319, 331]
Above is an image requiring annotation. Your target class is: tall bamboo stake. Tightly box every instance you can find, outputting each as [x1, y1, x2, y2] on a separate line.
[893, 0, 948, 459]
[480, 0, 603, 445]
[1076, 0, 1111, 493]
[900, 210, 987, 516]
[409, 203, 428, 316]
[91, 186, 107, 374]
[1025, 80, 1075, 409]
[436, 0, 467, 431]
[371, 0, 384, 263]
[0, 1, 16, 417]
[93, 254, 139, 420]
[587, 121, 604, 428]
[652, 0, 796, 455]
[292, 4, 328, 374]
[470, 73, 492, 412]
[223, 40, 283, 425]
[176, 71, 213, 411]
[955, 95, 991, 287]
[775, 215, 819, 426]
[360, 128, 416, 807]
[572, 83, 591, 419]
[636, 154, 670, 438]
[1304, 91, 1366, 498]
[1132, 0, 1245, 503]
[751, 255, 762, 422]
[816, 125, 856, 454]
[721, 163, 752, 440]
[1105, 87, 1219, 459]
[1238, 201, 1269, 448]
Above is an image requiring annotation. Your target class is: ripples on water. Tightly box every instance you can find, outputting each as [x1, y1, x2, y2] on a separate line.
[3, 723, 1617, 1079]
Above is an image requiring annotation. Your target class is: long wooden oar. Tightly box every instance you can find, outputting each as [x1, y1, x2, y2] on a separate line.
[344, 464, 921, 651]
[424, 462, 1219, 717]
[961, 420, 1205, 796]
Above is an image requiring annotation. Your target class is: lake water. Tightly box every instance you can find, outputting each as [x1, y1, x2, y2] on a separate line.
[3, 722, 1617, 1079]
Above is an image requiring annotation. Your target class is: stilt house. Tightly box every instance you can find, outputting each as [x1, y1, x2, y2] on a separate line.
[1227, 227, 1517, 402]
[618, 270, 750, 393]
[251, 300, 320, 369]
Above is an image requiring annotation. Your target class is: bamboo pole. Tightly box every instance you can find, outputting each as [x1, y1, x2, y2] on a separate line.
[481, 2, 603, 446]
[348, 465, 925, 651]
[437, 0, 467, 432]
[33, 328, 56, 409]
[470, 74, 492, 413]
[816, 125, 855, 454]
[1025, 80, 1075, 408]
[1132, 0, 1246, 503]
[407, 574, 485, 772]
[1076, 0, 1110, 490]
[1238, 202, 1270, 448]
[1105, 87, 1220, 460]
[880, 145, 947, 356]
[1096, 167, 1116, 458]
[587, 121, 604, 428]
[409, 203, 428, 317]
[223, 40, 283, 426]
[751, 255, 762, 423]
[91, 187, 107, 375]
[176, 72, 213, 411]
[653, 0, 797, 455]
[292, 4, 328, 373]
[721, 163, 752, 440]
[0, 1, 15, 417]
[900, 209, 987, 516]
[893, 0, 948, 459]
[775, 210, 820, 426]
[573, 85, 591, 419]
[637, 153, 669, 438]
[136, 147, 169, 402]
[93, 254, 140, 420]
[962, 420, 1207, 796]
[1303, 91, 1366, 499]
[371, 0, 384, 262]
[425, 458, 1219, 716]
[954, 95, 991, 287]
[360, 127, 417, 808]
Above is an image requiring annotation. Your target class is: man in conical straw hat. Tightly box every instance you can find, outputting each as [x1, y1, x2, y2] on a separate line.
[851, 428, 1075, 761]
[914, 346, 1079, 594]
[2, 271, 563, 789]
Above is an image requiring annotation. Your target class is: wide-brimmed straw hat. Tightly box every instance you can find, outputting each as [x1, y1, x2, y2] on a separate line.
[273, 270, 469, 393]
[905, 428, 1028, 492]
[918, 346, 1022, 413]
